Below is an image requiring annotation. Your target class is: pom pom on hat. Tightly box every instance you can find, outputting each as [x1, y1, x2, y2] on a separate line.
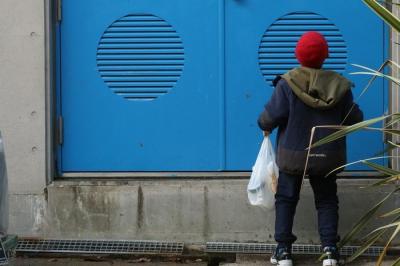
[295, 31, 329, 69]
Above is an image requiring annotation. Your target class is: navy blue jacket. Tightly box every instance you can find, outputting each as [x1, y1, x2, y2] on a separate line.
[258, 76, 363, 176]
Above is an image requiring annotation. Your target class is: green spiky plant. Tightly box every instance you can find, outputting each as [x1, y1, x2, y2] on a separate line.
[310, 1, 400, 265]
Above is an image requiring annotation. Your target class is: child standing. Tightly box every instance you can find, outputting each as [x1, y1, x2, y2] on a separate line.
[258, 31, 363, 266]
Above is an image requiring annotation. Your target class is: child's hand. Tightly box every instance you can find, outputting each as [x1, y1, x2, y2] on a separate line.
[263, 131, 270, 137]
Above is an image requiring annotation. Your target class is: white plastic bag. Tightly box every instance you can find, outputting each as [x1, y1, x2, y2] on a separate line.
[247, 136, 279, 210]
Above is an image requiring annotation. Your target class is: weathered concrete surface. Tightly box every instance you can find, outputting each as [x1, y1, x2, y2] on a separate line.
[9, 193, 47, 236]
[0, 0, 46, 194]
[7, 256, 398, 266]
[8, 179, 399, 244]
[222, 254, 399, 266]
[10, 258, 207, 266]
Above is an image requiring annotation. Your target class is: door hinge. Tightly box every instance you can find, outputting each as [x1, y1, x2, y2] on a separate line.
[56, 0, 62, 22]
[57, 116, 63, 145]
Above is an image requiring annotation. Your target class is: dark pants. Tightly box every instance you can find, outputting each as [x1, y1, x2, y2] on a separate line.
[274, 172, 340, 249]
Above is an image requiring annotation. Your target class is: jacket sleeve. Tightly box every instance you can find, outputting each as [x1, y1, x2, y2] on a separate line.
[342, 90, 363, 126]
[257, 80, 290, 132]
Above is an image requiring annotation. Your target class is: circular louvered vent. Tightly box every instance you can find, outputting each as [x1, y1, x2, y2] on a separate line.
[97, 14, 184, 101]
[259, 11, 348, 85]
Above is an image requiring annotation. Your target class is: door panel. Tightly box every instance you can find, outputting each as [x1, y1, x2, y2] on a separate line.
[61, 0, 224, 171]
[225, 0, 385, 170]
[60, 1, 386, 172]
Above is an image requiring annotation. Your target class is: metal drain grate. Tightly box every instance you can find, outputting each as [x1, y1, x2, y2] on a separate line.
[206, 242, 383, 257]
[207, 242, 276, 254]
[16, 239, 184, 255]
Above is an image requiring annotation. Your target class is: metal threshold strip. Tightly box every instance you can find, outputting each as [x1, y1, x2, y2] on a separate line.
[206, 242, 384, 257]
[60, 171, 382, 179]
[61, 172, 250, 178]
[16, 239, 184, 255]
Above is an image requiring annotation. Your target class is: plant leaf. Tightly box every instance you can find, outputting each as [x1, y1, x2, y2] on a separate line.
[390, 256, 400, 266]
[345, 230, 385, 263]
[348, 61, 400, 111]
[377, 224, 400, 266]
[311, 116, 392, 149]
[362, 213, 400, 240]
[338, 188, 400, 248]
[325, 156, 399, 177]
[381, 208, 400, 218]
[373, 142, 399, 157]
[368, 221, 400, 234]
[382, 129, 400, 136]
[368, 175, 400, 187]
[388, 140, 400, 148]
[362, 161, 400, 175]
[389, 59, 400, 70]
[351, 63, 400, 76]
[379, 0, 400, 7]
[343, 61, 391, 125]
[385, 117, 400, 128]
[349, 214, 400, 263]
[351, 63, 400, 85]
[363, 0, 400, 32]
[351, 71, 400, 86]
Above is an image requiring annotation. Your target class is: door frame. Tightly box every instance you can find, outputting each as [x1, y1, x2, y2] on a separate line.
[46, 0, 391, 179]
[45, 0, 57, 183]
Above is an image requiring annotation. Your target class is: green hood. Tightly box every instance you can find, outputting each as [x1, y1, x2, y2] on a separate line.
[282, 67, 352, 110]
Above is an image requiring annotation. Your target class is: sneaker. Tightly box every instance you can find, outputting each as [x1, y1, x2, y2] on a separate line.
[270, 246, 293, 266]
[322, 246, 340, 266]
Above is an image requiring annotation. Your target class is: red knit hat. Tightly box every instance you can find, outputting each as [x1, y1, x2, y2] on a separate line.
[295, 31, 329, 69]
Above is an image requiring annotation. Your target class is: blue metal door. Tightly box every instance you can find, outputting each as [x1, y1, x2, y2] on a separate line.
[60, 1, 386, 172]
[60, 0, 224, 171]
[225, 0, 386, 170]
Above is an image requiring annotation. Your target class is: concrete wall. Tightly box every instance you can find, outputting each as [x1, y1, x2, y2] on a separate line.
[8, 179, 399, 245]
[0, 0, 47, 238]
[0, 0, 47, 194]
[0, 0, 399, 246]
